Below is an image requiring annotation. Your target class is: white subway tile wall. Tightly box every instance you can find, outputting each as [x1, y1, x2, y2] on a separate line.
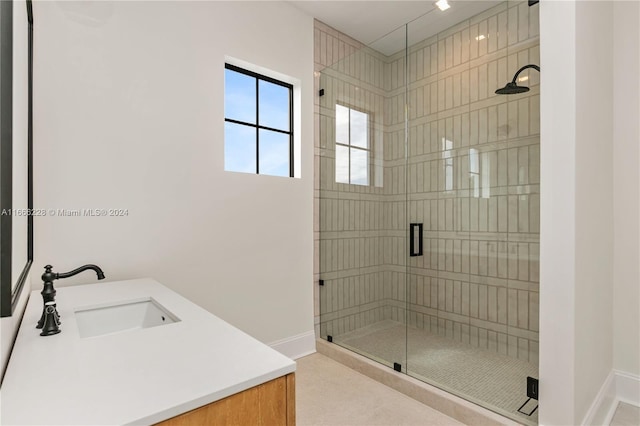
[315, 1, 539, 364]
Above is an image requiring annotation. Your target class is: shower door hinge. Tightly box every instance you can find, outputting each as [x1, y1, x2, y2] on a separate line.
[393, 362, 402, 372]
[518, 376, 539, 417]
[319, 279, 324, 286]
[319, 89, 325, 96]
[527, 376, 539, 400]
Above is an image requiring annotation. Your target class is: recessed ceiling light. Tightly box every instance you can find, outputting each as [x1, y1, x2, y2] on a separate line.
[435, 0, 450, 11]
[475, 35, 486, 41]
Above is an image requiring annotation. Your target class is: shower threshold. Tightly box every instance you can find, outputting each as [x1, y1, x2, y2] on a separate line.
[319, 320, 538, 426]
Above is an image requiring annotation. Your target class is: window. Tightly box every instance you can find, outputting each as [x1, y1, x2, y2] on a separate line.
[335, 104, 370, 185]
[224, 64, 293, 177]
[442, 138, 454, 191]
[469, 148, 490, 198]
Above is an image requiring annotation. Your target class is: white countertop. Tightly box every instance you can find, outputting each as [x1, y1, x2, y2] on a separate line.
[0, 278, 296, 425]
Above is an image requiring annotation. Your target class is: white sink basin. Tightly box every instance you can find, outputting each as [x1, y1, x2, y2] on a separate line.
[74, 298, 180, 338]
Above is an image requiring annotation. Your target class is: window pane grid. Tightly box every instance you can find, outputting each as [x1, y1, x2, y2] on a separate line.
[225, 118, 292, 135]
[224, 64, 293, 177]
[335, 104, 371, 186]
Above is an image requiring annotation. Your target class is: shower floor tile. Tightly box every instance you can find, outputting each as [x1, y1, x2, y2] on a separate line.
[333, 320, 539, 426]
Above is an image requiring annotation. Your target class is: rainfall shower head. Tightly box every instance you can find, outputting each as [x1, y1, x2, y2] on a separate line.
[495, 82, 530, 95]
[495, 64, 540, 95]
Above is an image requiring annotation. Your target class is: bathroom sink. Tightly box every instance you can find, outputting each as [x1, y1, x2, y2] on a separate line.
[74, 298, 180, 338]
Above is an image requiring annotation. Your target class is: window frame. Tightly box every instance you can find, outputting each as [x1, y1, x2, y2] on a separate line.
[224, 63, 294, 177]
[335, 103, 372, 186]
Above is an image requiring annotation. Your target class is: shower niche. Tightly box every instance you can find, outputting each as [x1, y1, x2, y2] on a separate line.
[316, 1, 540, 424]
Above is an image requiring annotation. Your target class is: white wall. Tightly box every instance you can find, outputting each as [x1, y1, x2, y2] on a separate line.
[32, 1, 314, 354]
[573, 1, 614, 420]
[539, 1, 577, 423]
[540, 1, 639, 424]
[613, 0, 640, 379]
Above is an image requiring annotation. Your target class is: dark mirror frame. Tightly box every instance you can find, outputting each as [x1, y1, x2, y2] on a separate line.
[1, 0, 33, 318]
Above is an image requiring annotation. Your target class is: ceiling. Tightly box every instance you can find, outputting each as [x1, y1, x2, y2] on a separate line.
[288, 1, 502, 56]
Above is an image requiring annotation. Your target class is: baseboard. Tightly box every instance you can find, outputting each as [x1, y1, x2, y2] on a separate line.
[614, 369, 640, 406]
[269, 330, 316, 360]
[582, 371, 617, 426]
[582, 369, 640, 425]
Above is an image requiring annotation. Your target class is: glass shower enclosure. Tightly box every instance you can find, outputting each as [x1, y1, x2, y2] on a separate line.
[317, 1, 540, 424]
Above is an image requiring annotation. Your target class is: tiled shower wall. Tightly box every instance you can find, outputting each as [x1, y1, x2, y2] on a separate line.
[405, 1, 539, 363]
[315, 20, 390, 339]
[315, 1, 539, 363]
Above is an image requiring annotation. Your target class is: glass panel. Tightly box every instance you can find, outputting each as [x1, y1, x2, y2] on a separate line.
[318, 1, 540, 423]
[224, 122, 255, 173]
[335, 104, 349, 145]
[259, 80, 289, 131]
[350, 109, 368, 148]
[224, 68, 256, 124]
[335, 145, 349, 184]
[350, 148, 368, 186]
[258, 129, 289, 177]
[405, 2, 540, 425]
[318, 23, 407, 374]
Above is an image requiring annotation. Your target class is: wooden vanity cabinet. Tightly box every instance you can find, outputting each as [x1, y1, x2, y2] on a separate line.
[155, 373, 295, 426]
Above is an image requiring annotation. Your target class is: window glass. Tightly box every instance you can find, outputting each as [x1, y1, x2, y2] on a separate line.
[259, 130, 289, 177]
[225, 122, 256, 173]
[335, 145, 349, 184]
[336, 104, 349, 145]
[350, 109, 368, 148]
[350, 148, 369, 186]
[259, 80, 289, 131]
[224, 69, 256, 124]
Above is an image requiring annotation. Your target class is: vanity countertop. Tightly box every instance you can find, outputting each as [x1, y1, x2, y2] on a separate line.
[0, 278, 296, 425]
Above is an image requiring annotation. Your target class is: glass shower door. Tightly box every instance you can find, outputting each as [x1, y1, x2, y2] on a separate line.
[318, 24, 409, 372]
[316, 2, 540, 424]
[404, 2, 540, 425]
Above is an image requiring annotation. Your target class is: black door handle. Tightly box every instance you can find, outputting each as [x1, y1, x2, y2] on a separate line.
[410, 223, 423, 257]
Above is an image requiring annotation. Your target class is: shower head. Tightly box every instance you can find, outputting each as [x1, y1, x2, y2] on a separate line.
[495, 64, 540, 95]
[495, 82, 530, 95]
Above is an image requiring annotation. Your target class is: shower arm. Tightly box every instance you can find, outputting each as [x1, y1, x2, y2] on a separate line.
[511, 64, 540, 84]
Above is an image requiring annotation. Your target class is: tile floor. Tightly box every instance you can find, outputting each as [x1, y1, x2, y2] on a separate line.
[296, 353, 465, 425]
[610, 402, 640, 426]
[296, 351, 639, 426]
[334, 320, 538, 425]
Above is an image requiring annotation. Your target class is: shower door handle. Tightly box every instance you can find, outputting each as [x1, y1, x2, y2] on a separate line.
[409, 223, 423, 257]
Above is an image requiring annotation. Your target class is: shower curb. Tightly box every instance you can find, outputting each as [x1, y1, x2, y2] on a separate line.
[316, 338, 523, 426]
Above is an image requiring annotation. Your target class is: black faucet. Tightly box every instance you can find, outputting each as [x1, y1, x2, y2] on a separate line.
[37, 264, 106, 336]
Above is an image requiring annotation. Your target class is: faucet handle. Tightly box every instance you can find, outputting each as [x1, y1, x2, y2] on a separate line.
[42, 265, 56, 283]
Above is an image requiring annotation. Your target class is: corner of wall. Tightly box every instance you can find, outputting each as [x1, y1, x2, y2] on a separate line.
[269, 330, 316, 360]
[538, 0, 577, 424]
[612, 0, 640, 380]
[581, 370, 640, 426]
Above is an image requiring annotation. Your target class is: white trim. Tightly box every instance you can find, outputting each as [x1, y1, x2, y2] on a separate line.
[224, 55, 303, 178]
[582, 370, 640, 425]
[614, 369, 640, 407]
[269, 330, 316, 360]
